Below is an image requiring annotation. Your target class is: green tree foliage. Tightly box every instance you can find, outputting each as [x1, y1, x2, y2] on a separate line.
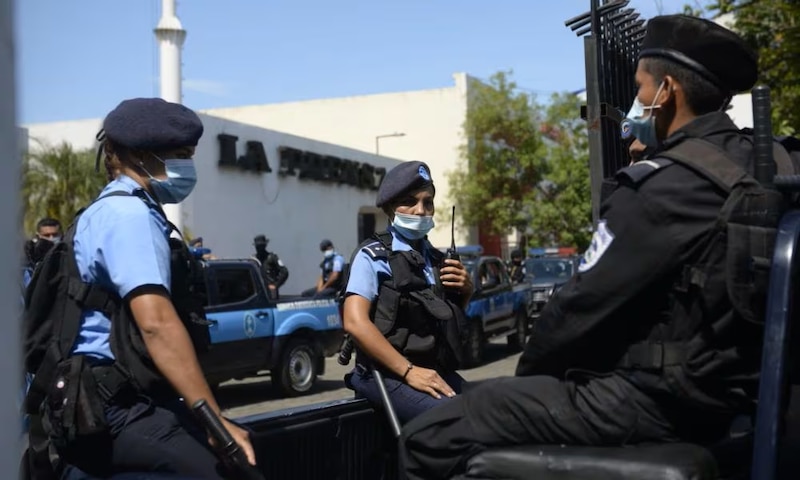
[688, 1, 800, 134]
[527, 93, 592, 249]
[22, 142, 106, 235]
[445, 71, 592, 250]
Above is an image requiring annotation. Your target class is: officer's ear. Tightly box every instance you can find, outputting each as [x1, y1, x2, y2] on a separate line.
[658, 75, 679, 110]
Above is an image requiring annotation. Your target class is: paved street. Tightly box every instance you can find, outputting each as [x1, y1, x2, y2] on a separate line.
[218, 337, 521, 419]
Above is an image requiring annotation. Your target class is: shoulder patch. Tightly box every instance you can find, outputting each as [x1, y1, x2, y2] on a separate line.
[578, 220, 615, 273]
[616, 158, 674, 185]
[361, 242, 388, 260]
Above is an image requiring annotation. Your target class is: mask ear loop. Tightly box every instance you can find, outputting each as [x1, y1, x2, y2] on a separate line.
[94, 129, 106, 173]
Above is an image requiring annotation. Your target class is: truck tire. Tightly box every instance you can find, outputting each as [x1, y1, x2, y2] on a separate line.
[462, 319, 484, 368]
[507, 309, 527, 351]
[272, 339, 318, 397]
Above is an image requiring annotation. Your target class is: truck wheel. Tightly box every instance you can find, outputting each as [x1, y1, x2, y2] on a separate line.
[507, 310, 527, 351]
[462, 320, 484, 368]
[272, 339, 318, 397]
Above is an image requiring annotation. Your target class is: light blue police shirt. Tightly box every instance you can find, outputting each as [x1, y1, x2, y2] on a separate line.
[346, 227, 436, 301]
[332, 253, 345, 273]
[71, 175, 172, 361]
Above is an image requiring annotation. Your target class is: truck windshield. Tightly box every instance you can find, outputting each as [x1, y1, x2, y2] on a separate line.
[524, 258, 574, 282]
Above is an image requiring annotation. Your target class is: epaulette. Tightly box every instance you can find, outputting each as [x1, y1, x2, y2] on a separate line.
[616, 158, 674, 185]
[361, 241, 389, 260]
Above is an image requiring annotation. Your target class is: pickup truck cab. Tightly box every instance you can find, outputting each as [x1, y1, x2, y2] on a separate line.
[198, 259, 344, 396]
[525, 254, 580, 320]
[457, 248, 534, 367]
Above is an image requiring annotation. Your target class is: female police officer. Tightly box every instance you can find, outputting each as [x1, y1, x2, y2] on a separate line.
[342, 161, 473, 423]
[59, 98, 254, 477]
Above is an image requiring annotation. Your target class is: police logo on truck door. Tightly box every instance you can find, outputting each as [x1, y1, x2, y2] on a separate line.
[244, 313, 257, 338]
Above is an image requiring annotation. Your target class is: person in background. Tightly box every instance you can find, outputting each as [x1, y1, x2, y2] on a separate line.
[302, 239, 345, 299]
[188, 236, 215, 260]
[507, 249, 526, 284]
[252, 234, 289, 300]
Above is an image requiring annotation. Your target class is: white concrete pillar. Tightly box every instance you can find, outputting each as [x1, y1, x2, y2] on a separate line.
[154, 0, 187, 233]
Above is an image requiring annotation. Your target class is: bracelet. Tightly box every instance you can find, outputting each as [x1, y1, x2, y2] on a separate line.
[402, 363, 414, 381]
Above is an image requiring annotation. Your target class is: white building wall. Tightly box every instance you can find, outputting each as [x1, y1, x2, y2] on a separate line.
[203, 72, 475, 249]
[23, 115, 401, 294]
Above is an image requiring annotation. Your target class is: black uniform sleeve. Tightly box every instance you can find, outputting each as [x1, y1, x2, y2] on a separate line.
[274, 260, 289, 287]
[516, 165, 722, 377]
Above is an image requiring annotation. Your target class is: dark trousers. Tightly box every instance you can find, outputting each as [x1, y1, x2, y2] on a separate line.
[400, 373, 681, 480]
[346, 365, 466, 423]
[60, 396, 224, 480]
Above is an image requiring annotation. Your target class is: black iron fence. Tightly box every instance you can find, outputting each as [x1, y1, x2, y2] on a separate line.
[566, 0, 647, 223]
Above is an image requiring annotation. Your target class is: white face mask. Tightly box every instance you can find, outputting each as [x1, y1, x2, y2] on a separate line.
[392, 212, 435, 240]
[324, 249, 335, 258]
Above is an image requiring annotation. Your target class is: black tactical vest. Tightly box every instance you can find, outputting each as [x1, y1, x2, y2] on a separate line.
[354, 232, 466, 371]
[24, 190, 211, 410]
[320, 254, 343, 289]
[607, 137, 794, 412]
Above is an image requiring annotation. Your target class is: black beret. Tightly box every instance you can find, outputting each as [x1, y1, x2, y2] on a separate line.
[319, 239, 333, 251]
[376, 161, 435, 208]
[101, 98, 204, 151]
[639, 15, 758, 94]
[254, 235, 268, 245]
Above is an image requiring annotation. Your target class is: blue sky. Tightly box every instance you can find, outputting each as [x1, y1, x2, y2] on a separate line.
[15, 0, 693, 124]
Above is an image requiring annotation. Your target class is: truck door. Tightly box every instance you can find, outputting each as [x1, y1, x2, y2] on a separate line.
[203, 264, 274, 375]
[488, 258, 514, 323]
[476, 259, 505, 329]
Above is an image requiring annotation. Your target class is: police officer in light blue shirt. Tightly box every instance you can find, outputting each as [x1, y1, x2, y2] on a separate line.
[343, 161, 474, 423]
[58, 98, 255, 478]
[302, 239, 346, 298]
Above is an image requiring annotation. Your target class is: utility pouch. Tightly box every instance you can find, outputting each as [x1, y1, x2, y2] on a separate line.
[42, 356, 110, 453]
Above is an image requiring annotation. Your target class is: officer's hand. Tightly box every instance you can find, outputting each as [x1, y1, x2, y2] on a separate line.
[268, 284, 277, 291]
[440, 259, 473, 296]
[216, 418, 257, 466]
[405, 366, 456, 399]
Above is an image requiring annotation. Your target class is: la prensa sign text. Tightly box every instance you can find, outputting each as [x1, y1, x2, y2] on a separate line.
[217, 134, 386, 191]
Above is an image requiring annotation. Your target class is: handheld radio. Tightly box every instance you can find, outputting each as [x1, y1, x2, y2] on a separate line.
[446, 206, 460, 262]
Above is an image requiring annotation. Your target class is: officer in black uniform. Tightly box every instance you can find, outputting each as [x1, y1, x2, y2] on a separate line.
[401, 15, 773, 479]
[252, 234, 288, 300]
[507, 249, 525, 284]
[342, 161, 474, 423]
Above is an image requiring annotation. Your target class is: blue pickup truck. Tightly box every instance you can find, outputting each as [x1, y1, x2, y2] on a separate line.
[525, 254, 580, 320]
[197, 258, 344, 396]
[458, 250, 534, 367]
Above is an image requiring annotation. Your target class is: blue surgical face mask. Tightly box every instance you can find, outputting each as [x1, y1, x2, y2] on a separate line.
[392, 212, 435, 240]
[620, 81, 665, 148]
[324, 249, 335, 258]
[145, 156, 198, 204]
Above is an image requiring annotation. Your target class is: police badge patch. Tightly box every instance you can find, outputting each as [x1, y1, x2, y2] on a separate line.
[578, 220, 615, 273]
[418, 165, 430, 181]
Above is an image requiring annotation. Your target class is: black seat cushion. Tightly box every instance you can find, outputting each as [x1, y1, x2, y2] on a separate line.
[458, 443, 719, 480]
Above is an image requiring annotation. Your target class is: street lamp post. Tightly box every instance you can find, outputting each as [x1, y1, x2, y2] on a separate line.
[375, 132, 406, 155]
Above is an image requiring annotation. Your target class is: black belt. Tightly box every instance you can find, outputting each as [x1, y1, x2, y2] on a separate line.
[617, 342, 687, 370]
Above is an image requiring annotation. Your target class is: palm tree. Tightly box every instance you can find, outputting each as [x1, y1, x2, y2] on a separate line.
[22, 141, 107, 235]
